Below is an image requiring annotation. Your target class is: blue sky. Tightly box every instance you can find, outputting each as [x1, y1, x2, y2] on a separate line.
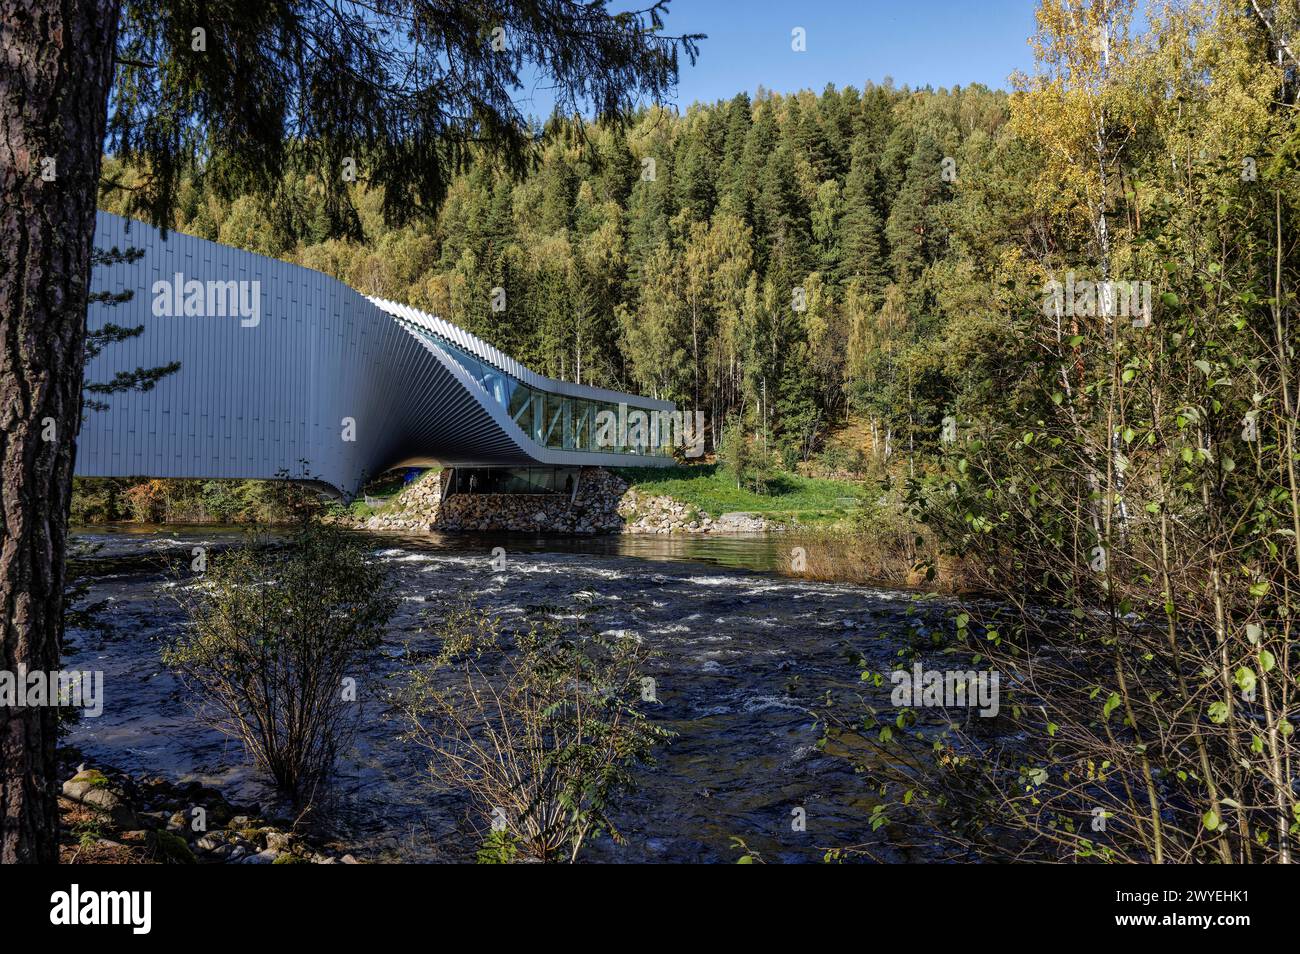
[516, 0, 1041, 115]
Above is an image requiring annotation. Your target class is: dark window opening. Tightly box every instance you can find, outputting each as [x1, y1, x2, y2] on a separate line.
[448, 466, 580, 496]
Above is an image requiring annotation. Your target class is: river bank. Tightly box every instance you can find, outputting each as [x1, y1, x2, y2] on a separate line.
[351, 468, 963, 590]
[56, 756, 362, 864]
[72, 465, 872, 536]
[61, 525, 960, 863]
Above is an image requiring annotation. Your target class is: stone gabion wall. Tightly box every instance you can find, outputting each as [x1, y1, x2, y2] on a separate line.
[362, 467, 626, 534]
[435, 467, 628, 533]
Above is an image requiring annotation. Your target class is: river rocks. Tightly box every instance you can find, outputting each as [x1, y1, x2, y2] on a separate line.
[62, 767, 140, 830]
[617, 493, 771, 534]
[618, 489, 710, 534]
[357, 467, 773, 536]
[57, 758, 362, 866]
[147, 830, 196, 864]
[714, 512, 769, 532]
[265, 830, 295, 853]
[194, 832, 227, 852]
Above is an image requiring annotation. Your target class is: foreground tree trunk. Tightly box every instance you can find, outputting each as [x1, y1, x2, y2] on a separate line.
[0, 0, 120, 863]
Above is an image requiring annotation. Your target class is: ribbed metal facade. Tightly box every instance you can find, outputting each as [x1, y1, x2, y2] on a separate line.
[78, 212, 675, 495]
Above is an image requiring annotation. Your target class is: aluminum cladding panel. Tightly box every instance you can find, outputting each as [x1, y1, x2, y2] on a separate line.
[80, 212, 524, 494]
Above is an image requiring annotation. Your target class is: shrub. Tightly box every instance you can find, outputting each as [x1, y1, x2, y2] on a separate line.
[164, 517, 395, 795]
[719, 421, 779, 495]
[399, 603, 671, 862]
[816, 443, 850, 475]
[718, 421, 751, 489]
[122, 478, 169, 522]
[777, 438, 803, 473]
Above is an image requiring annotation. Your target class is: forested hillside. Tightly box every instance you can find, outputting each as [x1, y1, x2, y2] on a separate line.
[99, 78, 1020, 472]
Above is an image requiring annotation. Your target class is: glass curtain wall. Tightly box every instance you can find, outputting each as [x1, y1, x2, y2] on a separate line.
[397, 319, 671, 458]
[451, 466, 581, 495]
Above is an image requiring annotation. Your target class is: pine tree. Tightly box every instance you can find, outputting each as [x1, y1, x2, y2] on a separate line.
[837, 140, 889, 295]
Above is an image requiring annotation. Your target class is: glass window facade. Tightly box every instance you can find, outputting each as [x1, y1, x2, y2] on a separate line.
[451, 466, 580, 495]
[398, 319, 673, 457]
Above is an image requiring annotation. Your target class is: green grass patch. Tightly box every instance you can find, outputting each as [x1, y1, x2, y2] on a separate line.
[344, 500, 370, 518]
[614, 464, 868, 526]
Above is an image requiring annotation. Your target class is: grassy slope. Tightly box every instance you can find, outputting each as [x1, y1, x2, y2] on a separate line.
[347, 469, 425, 518]
[614, 464, 868, 526]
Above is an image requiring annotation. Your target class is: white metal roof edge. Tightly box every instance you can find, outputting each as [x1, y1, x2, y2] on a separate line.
[367, 296, 677, 412]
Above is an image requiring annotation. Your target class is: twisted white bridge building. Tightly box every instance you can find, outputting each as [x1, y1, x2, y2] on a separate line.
[79, 213, 675, 496]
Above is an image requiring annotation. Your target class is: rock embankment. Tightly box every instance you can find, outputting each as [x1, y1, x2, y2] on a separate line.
[617, 488, 770, 534]
[59, 762, 360, 865]
[359, 467, 771, 535]
[361, 467, 625, 533]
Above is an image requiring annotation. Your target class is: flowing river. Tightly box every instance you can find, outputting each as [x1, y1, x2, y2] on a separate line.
[64, 526, 956, 863]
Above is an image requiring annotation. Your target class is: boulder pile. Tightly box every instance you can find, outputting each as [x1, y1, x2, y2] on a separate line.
[59, 763, 360, 864]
